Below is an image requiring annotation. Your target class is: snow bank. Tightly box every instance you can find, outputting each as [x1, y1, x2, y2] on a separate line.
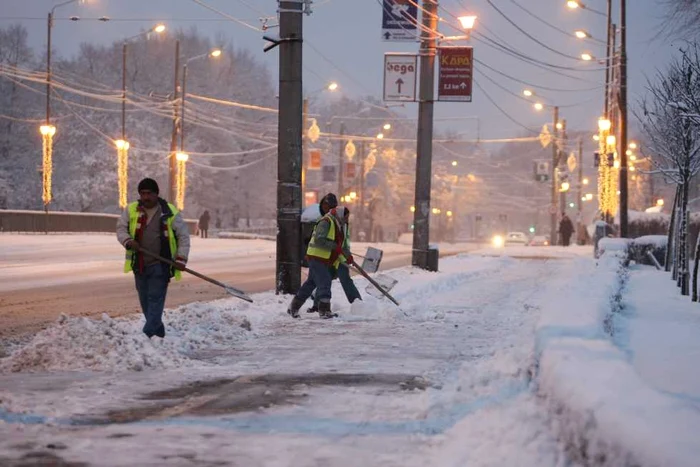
[632, 235, 667, 248]
[0, 294, 276, 373]
[536, 255, 700, 467]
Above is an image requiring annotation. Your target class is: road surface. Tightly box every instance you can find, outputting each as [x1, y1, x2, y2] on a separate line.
[0, 235, 479, 339]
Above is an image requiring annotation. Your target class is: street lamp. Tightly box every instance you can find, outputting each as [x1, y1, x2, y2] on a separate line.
[376, 133, 384, 140]
[574, 29, 590, 39]
[567, 0, 581, 8]
[451, 160, 458, 167]
[383, 123, 392, 130]
[580, 53, 594, 61]
[523, 89, 533, 97]
[534, 102, 544, 111]
[327, 81, 339, 91]
[181, 47, 223, 152]
[457, 15, 477, 30]
[583, 177, 590, 185]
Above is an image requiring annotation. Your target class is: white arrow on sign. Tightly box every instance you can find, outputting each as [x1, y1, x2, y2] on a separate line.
[383, 53, 418, 102]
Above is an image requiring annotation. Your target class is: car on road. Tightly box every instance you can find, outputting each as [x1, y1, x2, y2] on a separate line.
[528, 235, 550, 246]
[504, 232, 529, 246]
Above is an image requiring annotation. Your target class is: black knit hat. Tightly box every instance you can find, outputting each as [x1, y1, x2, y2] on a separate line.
[137, 178, 159, 194]
[322, 193, 338, 208]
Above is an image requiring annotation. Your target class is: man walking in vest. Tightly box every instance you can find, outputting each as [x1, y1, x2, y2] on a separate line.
[116, 178, 191, 338]
[288, 206, 352, 319]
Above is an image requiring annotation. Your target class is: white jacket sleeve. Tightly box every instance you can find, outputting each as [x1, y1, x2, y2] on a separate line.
[116, 208, 132, 247]
[171, 212, 191, 261]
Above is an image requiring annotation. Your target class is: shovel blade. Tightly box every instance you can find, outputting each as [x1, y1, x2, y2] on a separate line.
[364, 274, 398, 300]
[225, 286, 254, 303]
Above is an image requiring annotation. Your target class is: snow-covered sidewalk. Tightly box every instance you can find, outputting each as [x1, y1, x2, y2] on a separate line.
[0, 246, 698, 466]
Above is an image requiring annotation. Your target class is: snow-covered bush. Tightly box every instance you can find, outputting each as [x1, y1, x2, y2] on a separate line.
[629, 235, 668, 267]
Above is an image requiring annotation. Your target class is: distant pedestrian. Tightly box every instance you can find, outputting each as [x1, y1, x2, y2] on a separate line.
[198, 210, 211, 239]
[116, 178, 190, 339]
[559, 213, 574, 247]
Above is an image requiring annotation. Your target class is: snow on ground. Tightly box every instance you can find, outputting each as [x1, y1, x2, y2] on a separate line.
[0, 244, 698, 466]
[536, 251, 700, 467]
[0, 252, 575, 466]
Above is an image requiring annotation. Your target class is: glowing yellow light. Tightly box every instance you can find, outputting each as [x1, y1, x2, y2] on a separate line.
[175, 152, 188, 210]
[376, 133, 384, 140]
[583, 177, 589, 185]
[598, 118, 611, 131]
[593, 135, 600, 141]
[567, 1, 581, 9]
[560, 181, 570, 192]
[307, 118, 320, 143]
[383, 123, 391, 130]
[446, 210, 453, 217]
[630, 155, 637, 161]
[344, 140, 356, 159]
[457, 15, 477, 30]
[556, 122, 563, 130]
[492, 235, 504, 248]
[328, 82, 339, 91]
[432, 208, 439, 214]
[410, 205, 415, 212]
[210, 48, 222, 58]
[626, 149, 633, 156]
[349, 191, 357, 199]
[39, 125, 56, 205]
[581, 53, 593, 61]
[606, 135, 616, 146]
[657, 199, 664, 206]
[534, 102, 544, 111]
[582, 196, 587, 201]
[613, 160, 620, 168]
[115, 139, 130, 208]
[629, 142, 637, 149]
[451, 160, 458, 167]
[523, 89, 533, 97]
[629, 166, 635, 172]
[586, 193, 594, 200]
[574, 30, 588, 39]
[154, 24, 166, 33]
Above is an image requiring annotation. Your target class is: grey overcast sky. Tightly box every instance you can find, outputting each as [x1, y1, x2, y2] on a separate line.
[0, 0, 682, 140]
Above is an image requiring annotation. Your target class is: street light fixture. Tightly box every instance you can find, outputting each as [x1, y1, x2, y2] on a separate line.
[376, 133, 384, 140]
[457, 15, 477, 30]
[583, 177, 590, 185]
[181, 47, 223, 152]
[451, 160, 458, 167]
[327, 81, 339, 91]
[567, 0, 581, 8]
[523, 89, 533, 97]
[581, 53, 594, 61]
[534, 102, 544, 111]
[383, 123, 392, 130]
[574, 30, 590, 39]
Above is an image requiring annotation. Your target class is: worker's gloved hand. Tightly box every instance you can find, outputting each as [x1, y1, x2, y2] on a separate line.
[346, 255, 354, 265]
[126, 240, 140, 251]
[174, 257, 187, 271]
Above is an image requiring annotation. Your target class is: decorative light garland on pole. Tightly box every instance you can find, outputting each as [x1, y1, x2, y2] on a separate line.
[175, 152, 189, 210]
[39, 124, 56, 205]
[115, 139, 130, 209]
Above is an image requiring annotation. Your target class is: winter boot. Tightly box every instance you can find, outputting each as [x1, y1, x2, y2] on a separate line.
[287, 297, 304, 319]
[318, 300, 338, 319]
[306, 304, 319, 314]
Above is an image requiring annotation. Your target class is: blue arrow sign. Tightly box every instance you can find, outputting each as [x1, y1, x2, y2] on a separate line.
[381, 0, 418, 42]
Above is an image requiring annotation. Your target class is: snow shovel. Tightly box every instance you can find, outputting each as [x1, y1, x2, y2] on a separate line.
[136, 248, 253, 303]
[350, 262, 400, 306]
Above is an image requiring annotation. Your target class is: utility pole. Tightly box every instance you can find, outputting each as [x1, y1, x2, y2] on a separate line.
[180, 64, 188, 151]
[358, 140, 366, 238]
[337, 122, 346, 197]
[46, 12, 52, 125]
[411, 0, 439, 269]
[559, 119, 568, 217]
[550, 106, 560, 246]
[122, 43, 127, 140]
[619, 0, 629, 237]
[275, 0, 305, 294]
[604, 0, 612, 119]
[168, 40, 180, 203]
[302, 97, 308, 202]
[577, 137, 584, 243]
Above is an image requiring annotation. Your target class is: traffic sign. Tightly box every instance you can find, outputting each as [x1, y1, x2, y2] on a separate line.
[437, 47, 473, 102]
[383, 54, 417, 102]
[381, 0, 418, 42]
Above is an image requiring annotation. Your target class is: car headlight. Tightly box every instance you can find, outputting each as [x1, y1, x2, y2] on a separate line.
[492, 235, 504, 248]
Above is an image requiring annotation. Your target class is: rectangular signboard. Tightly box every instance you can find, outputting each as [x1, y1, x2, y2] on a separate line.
[383, 54, 418, 102]
[381, 0, 419, 42]
[438, 47, 474, 102]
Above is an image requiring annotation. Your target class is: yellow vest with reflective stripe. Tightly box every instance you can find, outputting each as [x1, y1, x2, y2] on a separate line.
[306, 216, 335, 261]
[123, 201, 182, 280]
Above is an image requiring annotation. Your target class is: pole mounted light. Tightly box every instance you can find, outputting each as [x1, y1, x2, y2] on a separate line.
[523, 89, 533, 97]
[39, 124, 56, 206]
[580, 52, 593, 61]
[534, 102, 544, 111]
[115, 139, 130, 208]
[574, 29, 590, 39]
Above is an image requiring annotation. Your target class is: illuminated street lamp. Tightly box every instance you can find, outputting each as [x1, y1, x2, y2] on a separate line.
[567, 0, 581, 8]
[327, 81, 339, 91]
[181, 47, 223, 152]
[583, 177, 589, 185]
[629, 142, 637, 149]
[383, 123, 392, 130]
[451, 160, 458, 167]
[376, 133, 385, 140]
[657, 199, 664, 206]
[574, 30, 590, 39]
[534, 102, 544, 111]
[581, 52, 594, 61]
[523, 89, 533, 97]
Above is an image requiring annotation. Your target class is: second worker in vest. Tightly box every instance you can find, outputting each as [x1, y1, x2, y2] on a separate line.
[288, 206, 353, 319]
[116, 178, 191, 339]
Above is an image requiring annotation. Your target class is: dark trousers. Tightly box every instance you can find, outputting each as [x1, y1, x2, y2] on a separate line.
[296, 259, 333, 305]
[134, 264, 170, 337]
[200, 229, 208, 239]
[313, 263, 361, 307]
